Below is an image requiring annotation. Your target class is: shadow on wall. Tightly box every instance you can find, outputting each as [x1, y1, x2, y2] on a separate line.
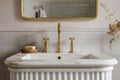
[0, 31, 49, 62]
[0, 51, 18, 80]
[0, 50, 19, 63]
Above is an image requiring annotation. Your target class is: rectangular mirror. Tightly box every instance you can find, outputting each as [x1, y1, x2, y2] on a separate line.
[21, 0, 98, 20]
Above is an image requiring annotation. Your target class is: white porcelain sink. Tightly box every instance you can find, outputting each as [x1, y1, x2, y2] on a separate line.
[4, 52, 117, 68]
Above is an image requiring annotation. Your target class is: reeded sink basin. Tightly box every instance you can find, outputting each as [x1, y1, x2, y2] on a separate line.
[4, 52, 117, 68]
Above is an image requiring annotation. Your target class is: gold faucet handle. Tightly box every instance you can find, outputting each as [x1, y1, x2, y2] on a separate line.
[58, 23, 61, 33]
[69, 37, 75, 40]
[43, 37, 49, 41]
[43, 37, 49, 53]
[69, 37, 75, 53]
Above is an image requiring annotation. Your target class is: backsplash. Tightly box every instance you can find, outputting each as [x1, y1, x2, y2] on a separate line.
[0, 31, 119, 80]
[0, 31, 110, 56]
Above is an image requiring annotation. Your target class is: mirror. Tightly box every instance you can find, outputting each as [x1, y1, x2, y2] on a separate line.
[21, 0, 98, 20]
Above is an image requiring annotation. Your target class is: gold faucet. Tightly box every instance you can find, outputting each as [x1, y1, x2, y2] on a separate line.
[43, 37, 49, 53]
[56, 23, 62, 53]
[69, 37, 75, 53]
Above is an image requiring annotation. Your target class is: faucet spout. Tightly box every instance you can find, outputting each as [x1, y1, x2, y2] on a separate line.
[56, 23, 62, 53]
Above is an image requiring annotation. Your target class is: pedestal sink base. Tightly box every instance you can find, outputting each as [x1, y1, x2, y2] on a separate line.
[9, 67, 113, 80]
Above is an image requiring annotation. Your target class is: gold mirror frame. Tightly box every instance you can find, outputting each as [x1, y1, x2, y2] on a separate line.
[21, 0, 98, 21]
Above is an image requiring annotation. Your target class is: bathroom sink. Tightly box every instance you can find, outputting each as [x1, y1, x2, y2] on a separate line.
[4, 52, 117, 68]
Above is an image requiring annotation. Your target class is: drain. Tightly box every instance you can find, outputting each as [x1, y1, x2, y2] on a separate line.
[57, 56, 61, 60]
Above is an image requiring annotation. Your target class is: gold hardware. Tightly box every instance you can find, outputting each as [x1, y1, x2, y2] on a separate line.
[21, 46, 38, 53]
[56, 23, 62, 53]
[21, 49, 38, 53]
[69, 37, 75, 53]
[43, 37, 49, 53]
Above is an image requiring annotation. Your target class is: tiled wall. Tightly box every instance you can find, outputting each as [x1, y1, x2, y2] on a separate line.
[0, 31, 119, 80]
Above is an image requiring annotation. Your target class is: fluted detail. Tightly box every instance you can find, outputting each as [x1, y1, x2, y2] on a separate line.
[9, 71, 112, 80]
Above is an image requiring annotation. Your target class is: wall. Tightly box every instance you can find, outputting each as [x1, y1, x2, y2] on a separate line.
[0, 0, 120, 80]
[0, 0, 112, 31]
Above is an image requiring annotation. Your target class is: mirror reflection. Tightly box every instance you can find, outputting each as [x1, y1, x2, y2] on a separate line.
[21, 0, 97, 20]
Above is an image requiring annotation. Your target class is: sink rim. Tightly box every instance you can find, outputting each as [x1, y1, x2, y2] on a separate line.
[4, 52, 118, 68]
[20, 53, 116, 61]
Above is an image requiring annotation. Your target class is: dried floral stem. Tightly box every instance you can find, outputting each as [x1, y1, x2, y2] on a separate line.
[107, 22, 120, 48]
[99, 1, 120, 48]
